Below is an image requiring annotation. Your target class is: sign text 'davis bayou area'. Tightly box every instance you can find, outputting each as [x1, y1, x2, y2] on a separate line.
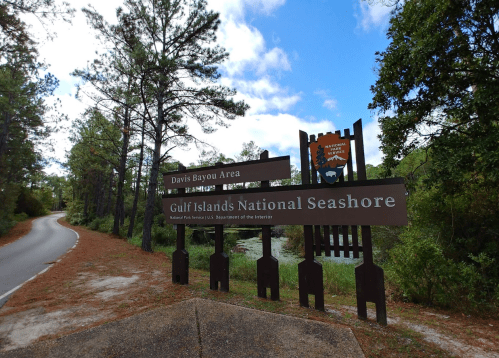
[163, 156, 291, 189]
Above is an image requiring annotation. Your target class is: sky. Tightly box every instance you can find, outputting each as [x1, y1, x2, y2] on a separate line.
[23, 0, 394, 175]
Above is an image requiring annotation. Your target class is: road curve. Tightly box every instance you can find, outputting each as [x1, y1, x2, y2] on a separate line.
[0, 213, 78, 307]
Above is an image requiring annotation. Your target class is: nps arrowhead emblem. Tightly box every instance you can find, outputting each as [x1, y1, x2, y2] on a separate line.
[309, 133, 350, 184]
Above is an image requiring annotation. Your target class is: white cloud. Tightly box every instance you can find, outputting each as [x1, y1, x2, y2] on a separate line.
[323, 99, 338, 111]
[257, 47, 291, 75]
[222, 77, 301, 115]
[314, 90, 338, 112]
[217, 20, 266, 76]
[208, 0, 286, 20]
[244, 0, 286, 16]
[354, 1, 392, 32]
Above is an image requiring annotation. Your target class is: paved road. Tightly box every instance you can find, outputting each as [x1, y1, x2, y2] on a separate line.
[0, 213, 78, 308]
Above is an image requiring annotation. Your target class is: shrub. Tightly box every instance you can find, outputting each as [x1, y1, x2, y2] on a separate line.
[13, 212, 29, 222]
[65, 200, 85, 226]
[387, 227, 450, 306]
[283, 225, 305, 257]
[0, 183, 20, 236]
[223, 231, 239, 253]
[152, 225, 177, 246]
[272, 225, 285, 238]
[88, 216, 107, 231]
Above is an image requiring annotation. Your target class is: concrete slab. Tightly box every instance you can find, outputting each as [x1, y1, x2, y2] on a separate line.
[196, 299, 365, 358]
[0, 298, 365, 357]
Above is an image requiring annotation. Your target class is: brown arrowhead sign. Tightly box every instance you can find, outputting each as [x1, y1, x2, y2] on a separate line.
[310, 133, 350, 184]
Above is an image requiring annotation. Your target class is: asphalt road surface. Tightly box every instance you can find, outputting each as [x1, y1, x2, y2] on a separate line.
[0, 213, 78, 308]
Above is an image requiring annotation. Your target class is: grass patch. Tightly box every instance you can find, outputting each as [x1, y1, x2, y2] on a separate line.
[128, 238, 357, 296]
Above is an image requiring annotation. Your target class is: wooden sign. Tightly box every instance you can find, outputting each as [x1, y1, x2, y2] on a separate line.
[309, 133, 350, 184]
[163, 156, 291, 189]
[162, 179, 408, 226]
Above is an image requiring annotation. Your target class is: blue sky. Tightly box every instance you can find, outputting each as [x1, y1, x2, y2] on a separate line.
[27, 0, 394, 175]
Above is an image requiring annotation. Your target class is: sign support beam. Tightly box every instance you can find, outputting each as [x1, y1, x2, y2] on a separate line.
[298, 131, 324, 311]
[210, 162, 229, 292]
[172, 163, 189, 285]
[257, 150, 279, 301]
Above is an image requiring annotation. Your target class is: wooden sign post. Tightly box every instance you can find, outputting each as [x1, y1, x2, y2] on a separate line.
[257, 151, 279, 301]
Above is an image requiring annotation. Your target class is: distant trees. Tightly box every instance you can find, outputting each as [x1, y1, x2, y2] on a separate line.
[0, 0, 72, 233]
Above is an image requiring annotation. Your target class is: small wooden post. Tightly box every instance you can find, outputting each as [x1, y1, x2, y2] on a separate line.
[298, 131, 324, 311]
[210, 162, 229, 292]
[172, 163, 189, 285]
[257, 151, 280, 301]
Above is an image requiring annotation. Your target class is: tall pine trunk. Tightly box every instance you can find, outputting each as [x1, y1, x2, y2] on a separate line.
[104, 170, 114, 216]
[128, 117, 145, 238]
[142, 98, 164, 252]
[113, 106, 131, 235]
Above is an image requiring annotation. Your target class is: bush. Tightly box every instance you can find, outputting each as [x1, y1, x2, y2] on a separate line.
[387, 227, 451, 306]
[152, 224, 177, 246]
[223, 231, 238, 253]
[88, 216, 107, 231]
[13, 212, 29, 222]
[65, 200, 85, 226]
[283, 225, 305, 257]
[151, 223, 193, 247]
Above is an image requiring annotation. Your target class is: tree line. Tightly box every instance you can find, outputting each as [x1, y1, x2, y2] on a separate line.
[0, 0, 74, 233]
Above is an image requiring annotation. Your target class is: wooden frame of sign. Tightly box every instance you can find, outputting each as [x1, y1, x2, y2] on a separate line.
[163, 119, 407, 325]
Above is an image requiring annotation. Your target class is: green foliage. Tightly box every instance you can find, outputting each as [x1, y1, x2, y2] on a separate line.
[278, 260, 356, 296]
[13, 212, 28, 222]
[152, 225, 177, 247]
[65, 200, 86, 226]
[223, 232, 239, 253]
[387, 226, 499, 311]
[230, 254, 257, 282]
[371, 225, 403, 263]
[388, 227, 450, 305]
[87, 216, 114, 233]
[370, 0, 499, 179]
[0, 183, 20, 236]
[187, 246, 212, 272]
[283, 225, 304, 257]
[15, 187, 48, 217]
[321, 261, 356, 295]
[368, 146, 498, 310]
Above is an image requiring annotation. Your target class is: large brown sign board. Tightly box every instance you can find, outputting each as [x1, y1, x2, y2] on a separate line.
[162, 179, 407, 226]
[163, 156, 291, 189]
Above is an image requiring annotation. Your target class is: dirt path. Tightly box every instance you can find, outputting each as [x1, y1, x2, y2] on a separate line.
[0, 219, 497, 357]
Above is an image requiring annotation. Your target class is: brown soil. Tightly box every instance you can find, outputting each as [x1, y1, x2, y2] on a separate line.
[0, 218, 498, 357]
